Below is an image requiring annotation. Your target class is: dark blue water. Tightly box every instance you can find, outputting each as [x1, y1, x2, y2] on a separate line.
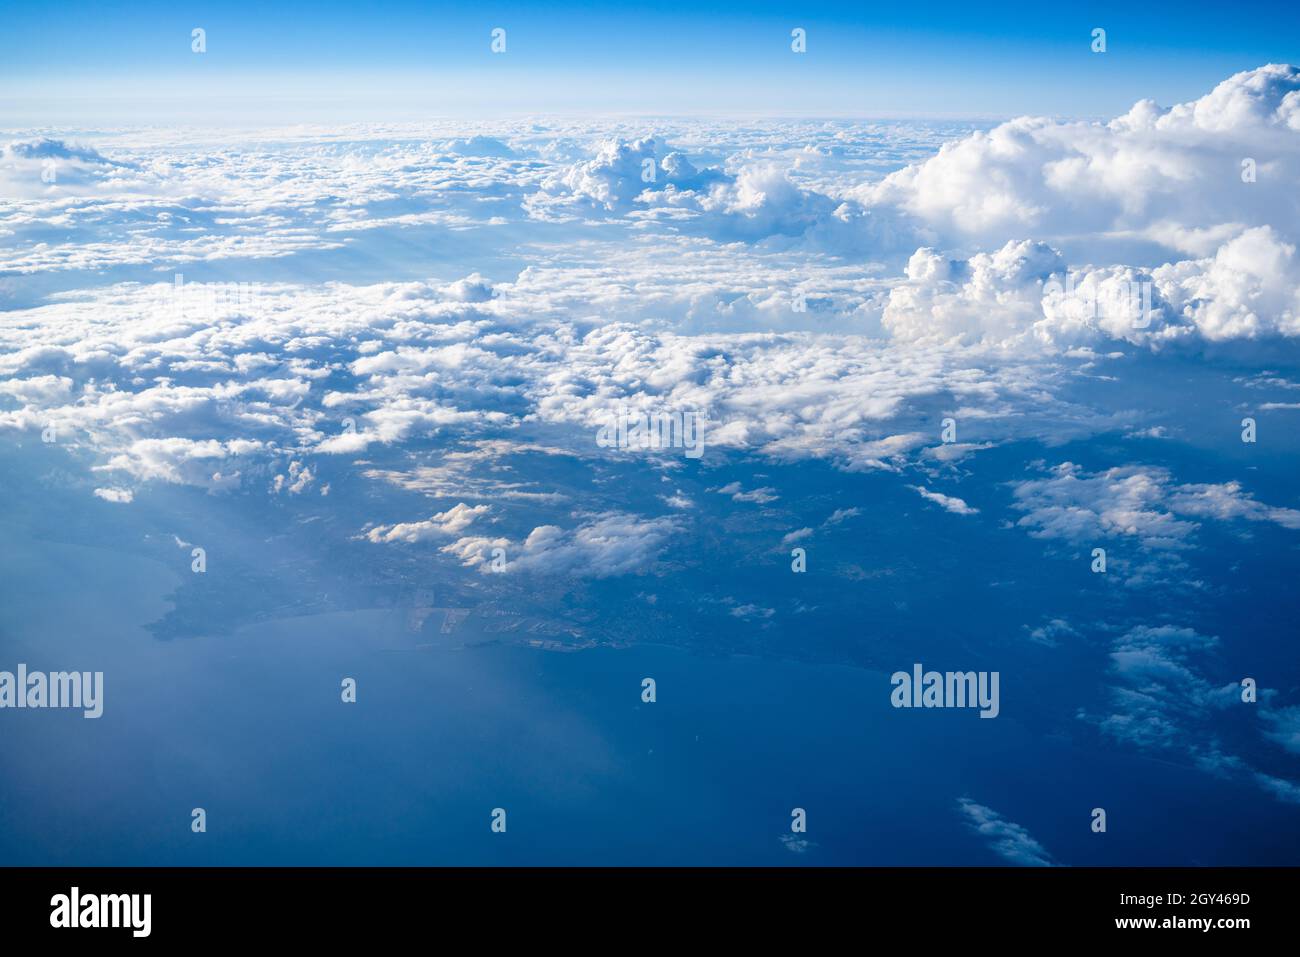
[0, 523, 1294, 866]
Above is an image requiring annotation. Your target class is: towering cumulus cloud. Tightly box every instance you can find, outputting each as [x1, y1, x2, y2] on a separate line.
[869, 65, 1300, 349]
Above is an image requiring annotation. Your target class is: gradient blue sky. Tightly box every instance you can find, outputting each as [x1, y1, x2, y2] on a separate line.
[2, 1, 1298, 121]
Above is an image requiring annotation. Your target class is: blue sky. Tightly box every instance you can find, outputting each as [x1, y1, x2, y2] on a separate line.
[3, 1, 1298, 121]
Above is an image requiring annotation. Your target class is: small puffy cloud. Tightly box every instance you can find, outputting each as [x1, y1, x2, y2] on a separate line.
[779, 834, 814, 854]
[909, 485, 978, 515]
[691, 163, 840, 241]
[957, 799, 1055, 867]
[0, 375, 75, 405]
[781, 506, 864, 546]
[442, 512, 678, 577]
[1108, 625, 1220, 695]
[1011, 463, 1300, 555]
[442, 272, 495, 303]
[1167, 480, 1300, 529]
[366, 503, 491, 543]
[883, 242, 1062, 348]
[713, 481, 779, 504]
[1025, 618, 1079, 648]
[536, 137, 668, 211]
[844, 433, 929, 472]
[1010, 463, 1198, 551]
[781, 527, 813, 546]
[96, 437, 262, 490]
[92, 487, 133, 503]
[271, 460, 314, 495]
[541, 137, 727, 212]
[2, 137, 116, 164]
[315, 431, 374, 455]
[439, 135, 516, 158]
